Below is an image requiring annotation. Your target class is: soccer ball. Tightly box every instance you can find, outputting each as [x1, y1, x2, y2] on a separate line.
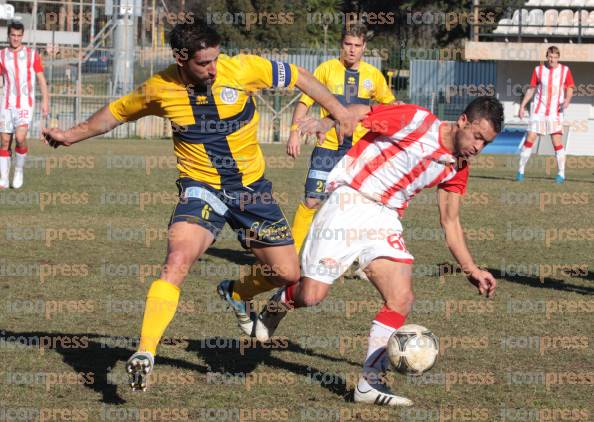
[387, 324, 439, 375]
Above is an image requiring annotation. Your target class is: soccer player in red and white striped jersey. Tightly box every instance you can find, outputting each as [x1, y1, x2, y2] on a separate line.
[517, 46, 574, 183]
[0, 21, 49, 189]
[256, 97, 503, 406]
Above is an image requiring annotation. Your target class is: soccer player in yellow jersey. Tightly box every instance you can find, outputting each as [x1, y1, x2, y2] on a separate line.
[287, 24, 395, 253]
[42, 22, 354, 391]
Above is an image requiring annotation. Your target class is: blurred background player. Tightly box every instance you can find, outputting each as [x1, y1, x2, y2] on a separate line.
[287, 24, 395, 254]
[256, 97, 502, 406]
[517, 46, 574, 183]
[0, 21, 49, 189]
[42, 22, 354, 391]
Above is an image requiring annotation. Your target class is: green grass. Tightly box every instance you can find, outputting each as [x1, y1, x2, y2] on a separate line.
[1, 139, 593, 421]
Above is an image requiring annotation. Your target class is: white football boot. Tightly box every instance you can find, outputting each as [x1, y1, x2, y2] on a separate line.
[12, 168, 23, 189]
[255, 288, 289, 342]
[354, 377, 413, 406]
[217, 280, 256, 336]
[126, 351, 154, 391]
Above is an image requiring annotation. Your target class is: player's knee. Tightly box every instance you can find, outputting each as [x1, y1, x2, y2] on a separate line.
[385, 290, 414, 316]
[164, 251, 193, 276]
[301, 289, 327, 307]
[304, 197, 321, 209]
[278, 266, 301, 285]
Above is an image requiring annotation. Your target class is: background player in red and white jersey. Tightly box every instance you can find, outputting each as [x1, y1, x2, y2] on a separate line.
[0, 21, 49, 189]
[255, 97, 503, 406]
[517, 46, 574, 183]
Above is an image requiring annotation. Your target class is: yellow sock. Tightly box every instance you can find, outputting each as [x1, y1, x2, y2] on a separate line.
[231, 270, 277, 301]
[291, 202, 317, 254]
[138, 279, 180, 355]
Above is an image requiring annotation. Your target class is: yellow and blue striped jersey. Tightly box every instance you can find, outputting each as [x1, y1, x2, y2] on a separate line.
[109, 54, 299, 188]
[300, 58, 395, 150]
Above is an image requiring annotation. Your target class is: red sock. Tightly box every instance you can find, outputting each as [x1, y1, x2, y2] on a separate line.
[15, 146, 28, 155]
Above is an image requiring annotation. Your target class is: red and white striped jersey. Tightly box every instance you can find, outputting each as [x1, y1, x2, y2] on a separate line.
[529, 64, 574, 117]
[0, 46, 44, 109]
[326, 104, 469, 216]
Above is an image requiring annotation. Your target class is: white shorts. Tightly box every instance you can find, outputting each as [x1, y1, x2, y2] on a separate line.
[0, 106, 32, 134]
[529, 114, 563, 135]
[301, 185, 414, 284]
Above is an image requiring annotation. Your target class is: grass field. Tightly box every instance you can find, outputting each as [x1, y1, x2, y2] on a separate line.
[1, 139, 593, 422]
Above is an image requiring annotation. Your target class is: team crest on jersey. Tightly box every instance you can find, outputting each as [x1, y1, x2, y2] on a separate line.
[363, 79, 373, 90]
[347, 76, 356, 85]
[220, 87, 238, 104]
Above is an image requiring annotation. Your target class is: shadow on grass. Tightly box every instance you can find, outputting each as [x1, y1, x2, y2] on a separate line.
[187, 337, 356, 400]
[487, 268, 594, 295]
[1, 331, 358, 404]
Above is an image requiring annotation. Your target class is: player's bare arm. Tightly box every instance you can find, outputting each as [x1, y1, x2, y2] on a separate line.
[42, 106, 121, 148]
[437, 188, 496, 298]
[36, 72, 49, 117]
[295, 67, 356, 140]
[297, 103, 371, 145]
[519, 87, 535, 119]
[287, 102, 309, 158]
[563, 86, 574, 111]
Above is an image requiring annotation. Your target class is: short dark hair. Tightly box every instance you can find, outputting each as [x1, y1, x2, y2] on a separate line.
[7, 21, 24, 35]
[342, 23, 367, 42]
[168, 22, 221, 60]
[463, 96, 504, 133]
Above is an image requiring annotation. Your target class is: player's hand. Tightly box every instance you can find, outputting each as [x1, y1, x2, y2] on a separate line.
[334, 109, 357, 144]
[297, 116, 332, 146]
[42, 127, 73, 148]
[286, 130, 301, 158]
[42, 102, 49, 118]
[467, 268, 497, 298]
[518, 107, 525, 120]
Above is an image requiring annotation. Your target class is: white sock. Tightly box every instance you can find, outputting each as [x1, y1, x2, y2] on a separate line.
[360, 307, 406, 386]
[15, 151, 26, 171]
[0, 156, 9, 182]
[518, 144, 533, 174]
[555, 147, 566, 178]
[362, 322, 395, 385]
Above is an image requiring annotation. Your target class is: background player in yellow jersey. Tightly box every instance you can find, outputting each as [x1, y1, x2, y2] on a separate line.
[287, 24, 395, 253]
[42, 22, 354, 391]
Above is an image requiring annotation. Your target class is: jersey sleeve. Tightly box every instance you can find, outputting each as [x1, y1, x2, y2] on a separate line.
[372, 69, 395, 104]
[361, 104, 426, 136]
[564, 67, 575, 88]
[108, 77, 162, 122]
[299, 63, 325, 108]
[33, 50, 43, 73]
[529, 68, 539, 87]
[236, 55, 299, 92]
[438, 161, 469, 195]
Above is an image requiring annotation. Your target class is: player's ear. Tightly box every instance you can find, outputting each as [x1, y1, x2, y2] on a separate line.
[457, 113, 468, 128]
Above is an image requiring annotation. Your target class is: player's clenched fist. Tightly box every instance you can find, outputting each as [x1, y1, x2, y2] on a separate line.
[467, 268, 497, 298]
[42, 127, 73, 148]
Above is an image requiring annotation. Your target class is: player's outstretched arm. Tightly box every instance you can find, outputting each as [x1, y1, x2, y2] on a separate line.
[295, 67, 356, 140]
[42, 106, 122, 148]
[296, 103, 371, 146]
[437, 188, 496, 298]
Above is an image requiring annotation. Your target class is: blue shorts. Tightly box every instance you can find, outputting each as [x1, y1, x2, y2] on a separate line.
[169, 178, 293, 249]
[304, 145, 350, 199]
